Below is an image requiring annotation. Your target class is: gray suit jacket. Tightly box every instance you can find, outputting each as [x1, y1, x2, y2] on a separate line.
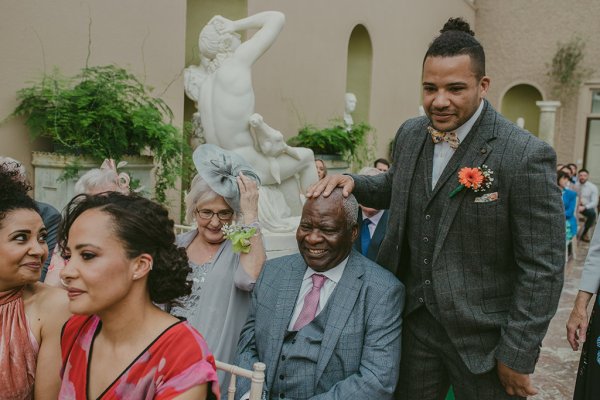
[235, 250, 404, 399]
[353, 210, 389, 262]
[352, 100, 565, 374]
[36, 201, 61, 281]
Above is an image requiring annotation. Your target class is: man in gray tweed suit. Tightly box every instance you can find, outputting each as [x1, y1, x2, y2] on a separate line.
[308, 18, 565, 400]
[235, 188, 404, 399]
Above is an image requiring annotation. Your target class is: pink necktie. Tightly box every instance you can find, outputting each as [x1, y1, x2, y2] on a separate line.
[293, 274, 327, 331]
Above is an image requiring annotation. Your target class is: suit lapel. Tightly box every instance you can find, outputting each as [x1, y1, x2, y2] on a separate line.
[394, 122, 429, 234]
[422, 137, 435, 198]
[266, 256, 306, 386]
[368, 210, 389, 258]
[431, 101, 497, 266]
[315, 252, 364, 384]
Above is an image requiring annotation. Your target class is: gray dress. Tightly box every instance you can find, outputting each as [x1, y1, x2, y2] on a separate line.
[171, 229, 255, 392]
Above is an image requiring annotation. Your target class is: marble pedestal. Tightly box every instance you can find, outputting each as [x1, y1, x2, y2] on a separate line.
[263, 230, 299, 259]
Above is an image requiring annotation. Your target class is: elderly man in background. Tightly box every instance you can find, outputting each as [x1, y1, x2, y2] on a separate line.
[236, 188, 404, 399]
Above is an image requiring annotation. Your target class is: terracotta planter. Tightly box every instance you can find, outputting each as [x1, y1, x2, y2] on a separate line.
[31, 152, 154, 211]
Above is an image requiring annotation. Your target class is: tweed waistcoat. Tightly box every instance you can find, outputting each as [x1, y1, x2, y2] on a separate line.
[404, 127, 479, 317]
[271, 298, 333, 400]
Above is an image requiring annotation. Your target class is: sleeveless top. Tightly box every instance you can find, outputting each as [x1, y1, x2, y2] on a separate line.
[0, 287, 39, 400]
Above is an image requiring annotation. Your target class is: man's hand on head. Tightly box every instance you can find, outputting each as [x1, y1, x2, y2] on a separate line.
[306, 175, 355, 198]
[496, 360, 538, 397]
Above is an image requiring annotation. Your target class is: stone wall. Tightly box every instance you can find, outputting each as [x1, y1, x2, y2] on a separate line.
[475, 0, 600, 164]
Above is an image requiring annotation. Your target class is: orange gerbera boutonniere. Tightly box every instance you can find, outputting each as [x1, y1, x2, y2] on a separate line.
[450, 165, 494, 198]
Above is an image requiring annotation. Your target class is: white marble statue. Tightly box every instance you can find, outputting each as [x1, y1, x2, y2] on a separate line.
[184, 12, 317, 227]
[343, 92, 357, 128]
[516, 117, 525, 129]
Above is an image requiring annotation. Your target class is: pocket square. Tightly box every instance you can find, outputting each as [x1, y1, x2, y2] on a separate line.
[474, 192, 498, 203]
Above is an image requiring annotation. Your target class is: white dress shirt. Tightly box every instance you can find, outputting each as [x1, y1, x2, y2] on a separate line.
[362, 209, 384, 238]
[431, 100, 484, 189]
[575, 181, 599, 210]
[287, 258, 348, 331]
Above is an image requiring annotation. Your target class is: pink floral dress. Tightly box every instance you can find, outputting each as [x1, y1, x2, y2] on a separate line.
[60, 315, 220, 399]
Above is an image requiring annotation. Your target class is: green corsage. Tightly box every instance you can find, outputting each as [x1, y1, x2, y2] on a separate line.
[222, 223, 257, 253]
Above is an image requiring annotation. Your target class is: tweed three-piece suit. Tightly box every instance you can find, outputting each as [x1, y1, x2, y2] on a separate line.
[352, 100, 565, 396]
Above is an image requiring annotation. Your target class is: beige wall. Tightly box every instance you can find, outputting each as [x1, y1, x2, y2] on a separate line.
[476, 0, 600, 165]
[243, 0, 476, 160]
[0, 0, 187, 187]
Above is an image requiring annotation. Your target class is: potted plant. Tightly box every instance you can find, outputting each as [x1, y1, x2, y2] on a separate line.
[287, 121, 373, 172]
[11, 65, 185, 205]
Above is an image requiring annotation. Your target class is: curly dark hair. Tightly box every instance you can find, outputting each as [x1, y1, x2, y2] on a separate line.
[0, 162, 38, 225]
[58, 192, 192, 307]
[424, 17, 485, 79]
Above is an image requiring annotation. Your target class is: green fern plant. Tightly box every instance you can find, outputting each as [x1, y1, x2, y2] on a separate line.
[288, 121, 372, 164]
[12, 65, 185, 204]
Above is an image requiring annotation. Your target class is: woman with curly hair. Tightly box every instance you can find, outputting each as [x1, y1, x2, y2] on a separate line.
[58, 192, 220, 399]
[0, 162, 70, 399]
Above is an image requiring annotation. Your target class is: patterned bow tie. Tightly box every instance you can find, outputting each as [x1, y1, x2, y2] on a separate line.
[427, 126, 460, 150]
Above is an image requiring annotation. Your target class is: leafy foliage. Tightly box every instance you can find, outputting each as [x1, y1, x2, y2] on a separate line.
[546, 37, 594, 100]
[288, 121, 373, 163]
[12, 65, 185, 204]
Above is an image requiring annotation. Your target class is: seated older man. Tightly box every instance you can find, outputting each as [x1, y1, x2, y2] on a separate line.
[235, 188, 404, 399]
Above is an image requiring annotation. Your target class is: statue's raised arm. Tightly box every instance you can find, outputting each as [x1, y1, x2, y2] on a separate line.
[212, 12, 285, 67]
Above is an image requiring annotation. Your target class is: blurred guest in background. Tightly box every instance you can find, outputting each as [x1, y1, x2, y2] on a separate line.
[575, 169, 598, 242]
[315, 158, 327, 180]
[374, 158, 390, 172]
[558, 170, 578, 242]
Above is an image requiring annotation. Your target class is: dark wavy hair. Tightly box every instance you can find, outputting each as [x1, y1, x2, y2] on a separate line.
[557, 170, 571, 186]
[0, 162, 38, 225]
[58, 192, 192, 307]
[424, 17, 485, 79]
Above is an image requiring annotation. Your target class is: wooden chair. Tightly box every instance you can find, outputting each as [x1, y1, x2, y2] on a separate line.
[216, 360, 266, 400]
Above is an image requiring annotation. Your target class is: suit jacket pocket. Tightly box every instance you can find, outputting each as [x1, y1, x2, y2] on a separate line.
[482, 296, 511, 313]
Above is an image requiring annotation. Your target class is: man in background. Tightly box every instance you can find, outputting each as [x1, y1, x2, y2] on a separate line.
[353, 167, 389, 262]
[575, 169, 598, 242]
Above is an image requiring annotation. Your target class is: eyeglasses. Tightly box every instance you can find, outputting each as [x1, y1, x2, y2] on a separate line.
[195, 208, 234, 221]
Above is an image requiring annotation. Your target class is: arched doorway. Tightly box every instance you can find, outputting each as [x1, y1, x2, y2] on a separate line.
[346, 24, 373, 124]
[500, 84, 543, 136]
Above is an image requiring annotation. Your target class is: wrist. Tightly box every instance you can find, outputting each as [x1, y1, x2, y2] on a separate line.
[242, 214, 258, 224]
[575, 291, 593, 308]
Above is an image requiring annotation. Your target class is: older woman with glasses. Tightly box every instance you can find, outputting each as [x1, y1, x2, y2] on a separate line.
[171, 144, 266, 392]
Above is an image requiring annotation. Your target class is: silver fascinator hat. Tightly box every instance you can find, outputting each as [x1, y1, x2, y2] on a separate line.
[192, 144, 261, 212]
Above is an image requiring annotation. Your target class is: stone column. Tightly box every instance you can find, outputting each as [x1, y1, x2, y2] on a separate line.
[536, 101, 561, 147]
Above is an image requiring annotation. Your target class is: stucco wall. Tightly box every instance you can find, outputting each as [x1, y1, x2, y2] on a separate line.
[244, 0, 476, 160]
[476, 0, 600, 165]
[0, 0, 187, 184]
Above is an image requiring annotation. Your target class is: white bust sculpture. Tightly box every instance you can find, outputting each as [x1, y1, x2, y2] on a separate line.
[343, 92, 357, 127]
[516, 117, 525, 129]
[184, 11, 317, 230]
